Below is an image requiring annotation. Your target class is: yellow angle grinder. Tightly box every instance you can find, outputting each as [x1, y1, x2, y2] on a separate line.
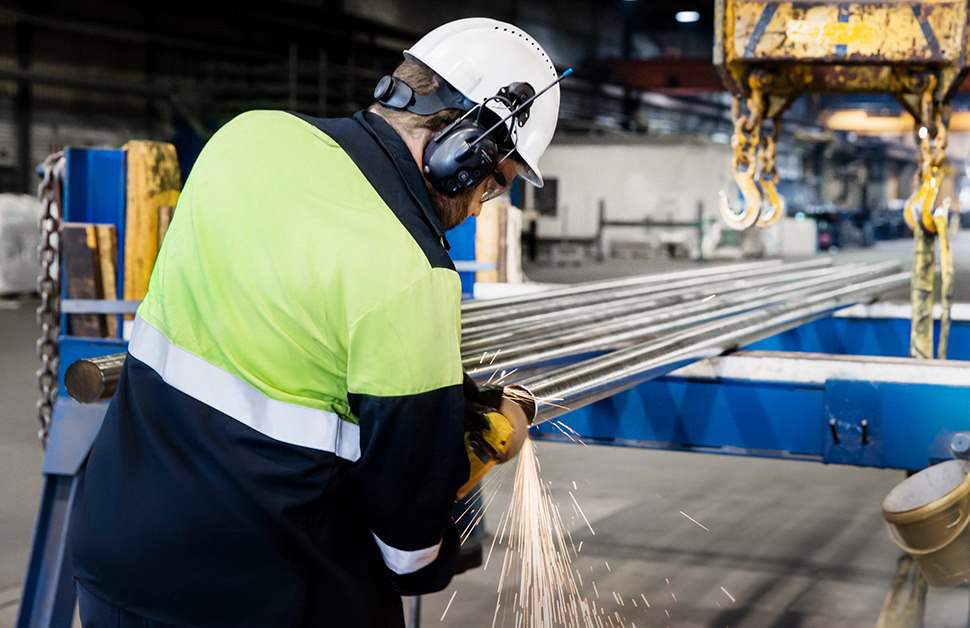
[458, 381, 532, 499]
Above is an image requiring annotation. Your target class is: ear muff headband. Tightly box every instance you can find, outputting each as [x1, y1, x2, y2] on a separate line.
[373, 75, 477, 116]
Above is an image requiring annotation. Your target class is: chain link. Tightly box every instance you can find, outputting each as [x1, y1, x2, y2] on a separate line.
[730, 74, 765, 179]
[757, 113, 781, 186]
[917, 75, 948, 178]
[35, 152, 64, 447]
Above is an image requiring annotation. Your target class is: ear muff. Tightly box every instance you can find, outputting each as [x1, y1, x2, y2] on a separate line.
[422, 121, 501, 195]
[374, 75, 416, 110]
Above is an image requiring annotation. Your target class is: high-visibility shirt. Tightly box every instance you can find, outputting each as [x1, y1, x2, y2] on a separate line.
[71, 110, 470, 627]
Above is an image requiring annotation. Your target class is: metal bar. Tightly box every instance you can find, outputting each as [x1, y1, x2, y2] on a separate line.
[518, 272, 911, 425]
[60, 299, 141, 314]
[601, 219, 704, 228]
[669, 350, 970, 387]
[461, 260, 841, 347]
[465, 262, 900, 378]
[462, 258, 834, 334]
[15, 475, 79, 628]
[460, 259, 791, 314]
[463, 262, 882, 353]
[64, 354, 126, 403]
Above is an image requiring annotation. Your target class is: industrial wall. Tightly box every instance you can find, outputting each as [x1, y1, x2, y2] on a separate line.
[530, 137, 732, 254]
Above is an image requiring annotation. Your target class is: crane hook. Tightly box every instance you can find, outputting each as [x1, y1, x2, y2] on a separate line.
[756, 179, 785, 228]
[719, 167, 763, 231]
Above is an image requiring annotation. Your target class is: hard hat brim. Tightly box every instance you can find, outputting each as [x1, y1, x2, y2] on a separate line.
[516, 154, 543, 188]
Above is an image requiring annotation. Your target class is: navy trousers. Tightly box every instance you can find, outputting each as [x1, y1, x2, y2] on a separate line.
[76, 582, 169, 628]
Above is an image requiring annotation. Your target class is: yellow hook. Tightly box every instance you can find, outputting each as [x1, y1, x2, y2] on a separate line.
[920, 169, 941, 234]
[904, 168, 941, 233]
[756, 179, 785, 228]
[718, 168, 763, 231]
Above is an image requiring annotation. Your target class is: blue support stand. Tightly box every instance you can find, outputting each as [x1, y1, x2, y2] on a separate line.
[17, 147, 127, 628]
[17, 401, 108, 628]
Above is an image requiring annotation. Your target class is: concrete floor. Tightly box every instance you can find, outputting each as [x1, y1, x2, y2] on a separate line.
[2, 236, 969, 626]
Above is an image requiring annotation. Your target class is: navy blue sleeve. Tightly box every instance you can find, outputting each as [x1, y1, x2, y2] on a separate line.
[348, 385, 469, 594]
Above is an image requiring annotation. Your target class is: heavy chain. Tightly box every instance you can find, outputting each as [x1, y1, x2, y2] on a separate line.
[730, 76, 765, 180]
[36, 152, 65, 447]
[757, 113, 781, 186]
[918, 75, 948, 179]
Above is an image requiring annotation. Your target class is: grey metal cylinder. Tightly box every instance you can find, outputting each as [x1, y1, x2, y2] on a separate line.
[65, 353, 126, 403]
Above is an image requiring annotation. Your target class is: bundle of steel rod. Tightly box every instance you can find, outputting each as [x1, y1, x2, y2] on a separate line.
[67, 261, 906, 417]
[461, 259, 836, 352]
[463, 260, 908, 426]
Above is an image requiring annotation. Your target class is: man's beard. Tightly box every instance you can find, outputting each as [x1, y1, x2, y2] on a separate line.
[425, 182, 479, 231]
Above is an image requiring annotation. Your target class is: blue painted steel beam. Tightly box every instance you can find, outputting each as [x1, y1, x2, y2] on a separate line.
[533, 371, 970, 472]
[745, 316, 970, 360]
[16, 400, 109, 628]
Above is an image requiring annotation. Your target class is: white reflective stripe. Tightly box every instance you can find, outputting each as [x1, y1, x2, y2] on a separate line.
[371, 532, 442, 575]
[128, 315, 361, 461]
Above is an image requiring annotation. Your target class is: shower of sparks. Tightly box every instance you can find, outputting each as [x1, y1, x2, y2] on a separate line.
[460, 465, 512, 545]
[604, 561, 611, 573]
[440, 590, 458, 621]
[702, 294, 717, 302]
[492, 438, 601, 627]
[505, 386, 573, 415]
[640, 594, 650, 608]
[487, 368, 519, 387]
[451, 387, 632, 627]
[679, 510, 710, 532]
[569, 491, 595, 535]
[550, 420, 585, 445]
[720, 586, 736, 603]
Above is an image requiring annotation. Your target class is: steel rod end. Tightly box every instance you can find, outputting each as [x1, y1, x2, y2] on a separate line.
[503, 385, 538, 425]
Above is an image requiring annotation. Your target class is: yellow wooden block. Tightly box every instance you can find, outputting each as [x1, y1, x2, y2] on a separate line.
[158, 204, 175, 251]
[123, 141, 181, 312]
[95, 224, 118, 338]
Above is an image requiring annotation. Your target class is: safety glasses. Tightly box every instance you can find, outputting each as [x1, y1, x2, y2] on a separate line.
[481, 154, 528, 203]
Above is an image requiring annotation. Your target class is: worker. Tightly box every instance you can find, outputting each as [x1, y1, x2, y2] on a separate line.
[70, 17, 561, 628]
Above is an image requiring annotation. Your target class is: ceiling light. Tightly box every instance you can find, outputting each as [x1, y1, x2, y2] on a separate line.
[676, 10, 701, 23]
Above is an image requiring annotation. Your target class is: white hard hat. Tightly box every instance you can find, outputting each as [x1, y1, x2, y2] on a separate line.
[405, 18, 561, 187]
